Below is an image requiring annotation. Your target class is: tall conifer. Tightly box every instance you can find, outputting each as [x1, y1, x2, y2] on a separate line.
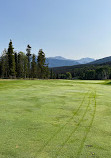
[7, 40, 16, 78]
[31, 54, 37, 78]
[37, 49, 49, 79]
[26, 45, 31, 78]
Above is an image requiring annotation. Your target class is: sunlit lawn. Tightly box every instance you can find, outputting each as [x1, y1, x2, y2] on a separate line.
[0, 79, 111, 158]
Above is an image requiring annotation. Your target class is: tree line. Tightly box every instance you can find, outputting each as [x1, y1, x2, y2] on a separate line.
[0, 40, 49, 79]
[52, 65, 111, 80]
[1, 40, 111, 80]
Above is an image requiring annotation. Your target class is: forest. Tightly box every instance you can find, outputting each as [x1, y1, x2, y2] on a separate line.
[52, 62, 111, 80]
[0, 40, 49, 79]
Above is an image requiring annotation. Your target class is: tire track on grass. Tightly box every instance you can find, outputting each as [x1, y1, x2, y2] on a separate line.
[55, 92, 92, 158]
[76, 90, 96, 158]
[37, 91, 89, 155]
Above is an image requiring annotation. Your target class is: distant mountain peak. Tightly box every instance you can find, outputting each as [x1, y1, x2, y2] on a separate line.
[48, 56, 66, 60]
[46, 56, 95, 67]
[77, 58, 95, 64]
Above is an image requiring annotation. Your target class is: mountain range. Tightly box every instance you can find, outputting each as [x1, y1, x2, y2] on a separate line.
[52, 55, 111, 74]
[46, 56, 95, 67]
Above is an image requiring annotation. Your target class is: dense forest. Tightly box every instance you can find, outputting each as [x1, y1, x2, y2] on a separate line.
[0, 40, 49, 79]
[52, 63, 111, 80]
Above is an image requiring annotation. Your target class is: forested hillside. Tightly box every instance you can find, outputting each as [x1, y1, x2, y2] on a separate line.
[51, 62, 111, 80]
[89, 56, 111, 65]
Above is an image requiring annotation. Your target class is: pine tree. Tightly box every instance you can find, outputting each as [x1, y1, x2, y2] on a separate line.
[14, 52, 18, 75]
[24, 55, 28, 79]
[17, 52, 23, 78]
[31, 54, 37, 78]
[0, 55, 5, 78]
[26, 45, 31, 78]
[0, 49, 8, 78]
[7, 40, 16, 78]
[37, 49, 49, 79]
[17, 52, 27, 78]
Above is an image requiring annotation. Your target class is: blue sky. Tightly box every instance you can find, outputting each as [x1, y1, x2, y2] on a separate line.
[0, 0, 111, 59]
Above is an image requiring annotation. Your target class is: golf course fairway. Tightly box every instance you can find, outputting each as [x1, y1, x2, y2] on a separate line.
[0, 80, 111, 158]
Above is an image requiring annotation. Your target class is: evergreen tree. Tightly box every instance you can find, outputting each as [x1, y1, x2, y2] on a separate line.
[50, 69, 56, 79]
[0, 49, 8, 78]
[31, 54, 37, 78]
[0, 54, 5, 78]
[50, 68, 53, 79]
[37, 49, 49, 79]
[17, 52, 24, 78]
[14, 52, 18, 74]
[7, 40, 16, 78]
[17, 52, 28, 78]
[26, 45, 31, 78]
[24, 55, 28, 78]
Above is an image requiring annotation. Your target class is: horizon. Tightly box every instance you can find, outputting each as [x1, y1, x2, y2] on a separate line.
[1, 0, 111, 60]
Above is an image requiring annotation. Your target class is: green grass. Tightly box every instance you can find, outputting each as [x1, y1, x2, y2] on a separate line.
[0, 79, 111, 158]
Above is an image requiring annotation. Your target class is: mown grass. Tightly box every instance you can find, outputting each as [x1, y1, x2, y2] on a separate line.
[0, 79, 111, 158]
